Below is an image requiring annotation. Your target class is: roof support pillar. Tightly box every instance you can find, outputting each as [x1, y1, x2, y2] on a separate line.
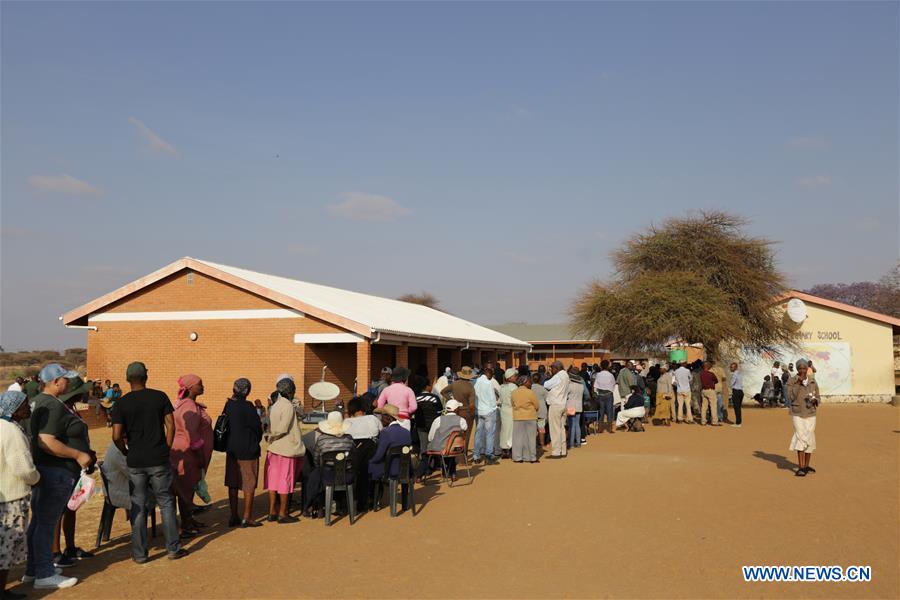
[395, 344, 409, 369]
[356, 340, 371, 395]
[426, 346, 438, 382]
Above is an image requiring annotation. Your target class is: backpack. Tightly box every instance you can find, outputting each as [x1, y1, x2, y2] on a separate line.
[213, 406, 230, 452]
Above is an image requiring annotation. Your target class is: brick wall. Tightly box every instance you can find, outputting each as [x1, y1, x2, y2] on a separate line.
[105, 271, 280, 312]
[86, 274, 353, 415]
[303, 343, 357, 411]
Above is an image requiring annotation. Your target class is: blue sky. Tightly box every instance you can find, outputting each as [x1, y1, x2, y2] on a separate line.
[2, 1, 898, 350]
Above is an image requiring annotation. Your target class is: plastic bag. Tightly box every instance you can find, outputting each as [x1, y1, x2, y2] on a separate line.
[67, 471, 96, 511]
[196, 470, 211, 504]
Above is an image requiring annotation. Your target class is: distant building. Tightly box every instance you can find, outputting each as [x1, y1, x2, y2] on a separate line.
[489, 323, 612, 369]
[62, 258, 530, 414]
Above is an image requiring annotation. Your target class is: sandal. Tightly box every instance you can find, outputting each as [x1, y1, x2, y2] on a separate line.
[794, 468, 807, 477]
[804, 466, 816, 474]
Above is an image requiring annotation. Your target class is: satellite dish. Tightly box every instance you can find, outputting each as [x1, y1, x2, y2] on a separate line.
[786, 298, 807, 323]
[309, 381, 339, 402]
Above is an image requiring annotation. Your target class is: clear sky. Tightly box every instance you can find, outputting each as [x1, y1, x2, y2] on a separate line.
[1, 1, 898, 350]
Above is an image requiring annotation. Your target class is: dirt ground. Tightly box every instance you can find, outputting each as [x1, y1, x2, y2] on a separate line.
[5, 404, 898, 599]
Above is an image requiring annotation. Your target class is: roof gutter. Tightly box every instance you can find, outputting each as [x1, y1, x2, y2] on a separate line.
[371, 329, 530, 351]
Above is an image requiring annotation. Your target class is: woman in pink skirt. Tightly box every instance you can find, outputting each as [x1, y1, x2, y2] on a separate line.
[264, 376, 304, 523]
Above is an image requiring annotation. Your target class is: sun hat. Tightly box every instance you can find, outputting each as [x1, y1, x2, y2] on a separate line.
[60, 376, 93, 403]
[445, 399, 462, 412]
[457, 366, 476, 380]
[317, 411, 351, 435]
[374, 403, 401, 420]
[39, 364, 78, 384]
[504, 368, 518, 381]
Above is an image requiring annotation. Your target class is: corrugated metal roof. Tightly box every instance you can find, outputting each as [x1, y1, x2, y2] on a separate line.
[198, 259, 529, 349]
[489, 322, 602, 343]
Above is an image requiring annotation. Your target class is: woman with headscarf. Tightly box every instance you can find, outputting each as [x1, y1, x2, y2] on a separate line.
[170, 374, 206, 535]
[498, 369, 518, 458]
[265, 377, 304, 524]
[1, 390, 40, 600]
[223, 378, 262, 528]
[788, 359, 820, 477]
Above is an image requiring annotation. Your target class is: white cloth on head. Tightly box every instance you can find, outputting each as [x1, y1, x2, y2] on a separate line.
[789, 415, 816, 453]
[7, 382, 22, 393]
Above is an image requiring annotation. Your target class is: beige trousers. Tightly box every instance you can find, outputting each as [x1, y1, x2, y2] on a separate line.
[548, 404, 567, 457]
[701, 389, 718, 425]
[676, 391, 693, 422]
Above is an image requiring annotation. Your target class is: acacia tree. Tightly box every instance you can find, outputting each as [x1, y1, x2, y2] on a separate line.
[397, 292, 442, 311]
[570, 211, 795, 357]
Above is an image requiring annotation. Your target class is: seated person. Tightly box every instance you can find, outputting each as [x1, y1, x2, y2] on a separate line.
[427, 399, 468, 481]
[615, 386, 647, 432]
[300, 412, 353, 518]
[344, 397, 382, 512]
[369, 404, 413, 510]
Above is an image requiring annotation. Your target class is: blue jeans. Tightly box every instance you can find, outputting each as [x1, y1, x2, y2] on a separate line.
[474, 410, 497, 460]
[26, 466, 77, 579]
[128, 464, 181, 558]
[567, 414, 581, 448]
[597, 391, 615, 427]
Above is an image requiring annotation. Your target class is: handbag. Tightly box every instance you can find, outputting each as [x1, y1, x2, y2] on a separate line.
[213, 408, 230, 452]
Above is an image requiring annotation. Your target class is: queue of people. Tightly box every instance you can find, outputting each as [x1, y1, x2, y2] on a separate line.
[0, 354, 820, 595]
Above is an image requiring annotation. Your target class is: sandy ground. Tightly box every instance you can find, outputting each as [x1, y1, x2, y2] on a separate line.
[4, 404, 898, 599]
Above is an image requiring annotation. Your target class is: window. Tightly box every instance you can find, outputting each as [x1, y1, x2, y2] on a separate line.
[186, 272, 194, 285]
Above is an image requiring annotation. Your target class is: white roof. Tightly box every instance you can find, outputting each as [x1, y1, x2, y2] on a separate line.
[197, 259, 529, 349]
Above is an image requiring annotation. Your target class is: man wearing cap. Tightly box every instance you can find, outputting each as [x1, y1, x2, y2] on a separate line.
[376, 367, 417, 428]
[441, 366, 477, 442]
[111, 362, 187, 562]
[24, 364, 95, 589]
[427, 399, 468, 481]
[542, 361, 569, 458]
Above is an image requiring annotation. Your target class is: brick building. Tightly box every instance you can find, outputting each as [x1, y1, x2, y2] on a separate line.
[489, 323, 611, 370]
[62, 258, 530, 414]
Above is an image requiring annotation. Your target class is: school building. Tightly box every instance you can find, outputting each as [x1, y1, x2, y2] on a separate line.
[739, 290, 900, 403]
[62, 257, 530, 414]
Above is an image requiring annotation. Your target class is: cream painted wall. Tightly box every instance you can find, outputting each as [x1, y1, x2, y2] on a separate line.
[783, 301, 894, 396]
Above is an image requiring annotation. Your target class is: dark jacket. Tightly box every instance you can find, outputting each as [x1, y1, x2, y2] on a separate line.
[368, 423, 412, 480]
[223, 398, 262, 460]
[625, 392, 645, 410]
[440, 380, 476, 411]
[414, 393, 443, 432]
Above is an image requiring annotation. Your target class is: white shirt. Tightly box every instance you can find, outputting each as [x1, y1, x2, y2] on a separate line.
[490, 378, 501, 398]
[344, 414, 383, 440]
[427, 413, 468, 442]
[543, 370, 569, 407]
[674, 366, 692, 392]
[593, 370, 616, 392]
[730, 370, 743, 391]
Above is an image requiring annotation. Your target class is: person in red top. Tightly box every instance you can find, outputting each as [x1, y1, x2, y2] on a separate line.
[699, 361, 719, 426]
[375, 367, 417, 427]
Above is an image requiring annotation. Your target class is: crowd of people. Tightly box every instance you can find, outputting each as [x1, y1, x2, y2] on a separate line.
[0, 355, 820, 595]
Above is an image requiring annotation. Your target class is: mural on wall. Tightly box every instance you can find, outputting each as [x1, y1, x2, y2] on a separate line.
[741, 342, 852, 396]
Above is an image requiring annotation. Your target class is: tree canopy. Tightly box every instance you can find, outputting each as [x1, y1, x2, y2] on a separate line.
[397, 291, 442, 311]
[806, 262, 900, 318]
[570, 211, 795, 357]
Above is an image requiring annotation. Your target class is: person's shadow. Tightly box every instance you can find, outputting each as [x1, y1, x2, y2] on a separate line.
[752, 450, 795, 471]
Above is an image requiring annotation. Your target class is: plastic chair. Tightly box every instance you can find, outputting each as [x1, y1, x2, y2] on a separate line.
[384, 445, 416, 517]
[424, 430, 472, 486]
[582, 410, 600, 435]
[321, 450, 356, 526]
[95, 464, 155, 547]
